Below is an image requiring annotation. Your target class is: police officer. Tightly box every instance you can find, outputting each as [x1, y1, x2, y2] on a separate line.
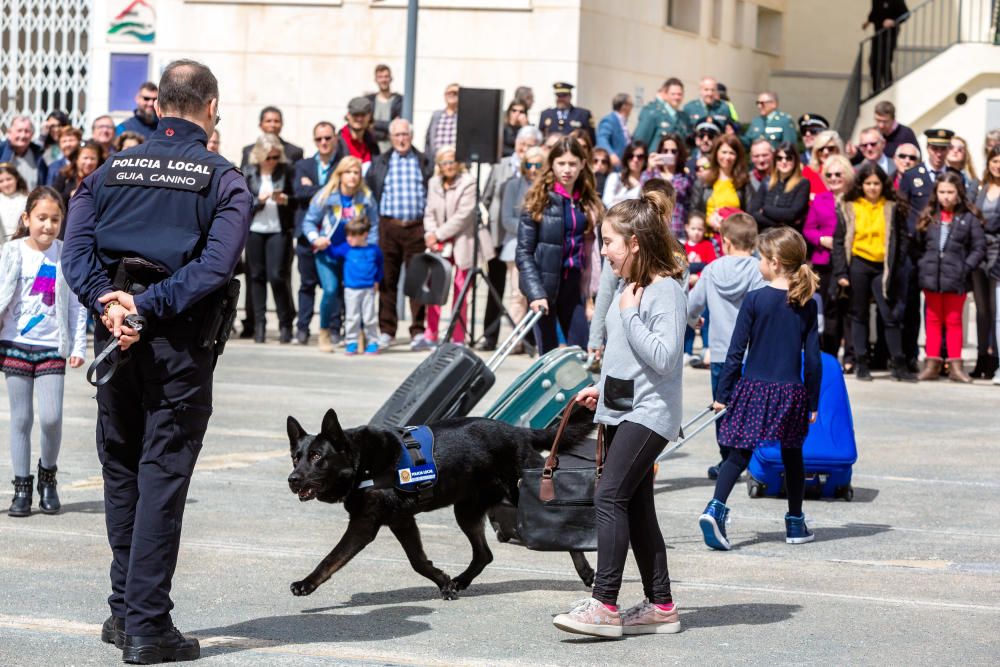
[685, 119, 721, 176]
[896, 127, 955, 370]
[798, 113, 829, 164]
[538, 82, 595, 143]
[62, 60, 252, 663]
[633, 77, 692, 151]
[683, 77, 736, 135]
[742, 90, 797, 149]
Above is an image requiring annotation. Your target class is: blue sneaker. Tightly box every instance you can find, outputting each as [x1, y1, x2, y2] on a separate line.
[699, 500, 731, 551]
[345, 342, 359, 356]
[364, 342, 380, 355]
[785, 513, 815, 544]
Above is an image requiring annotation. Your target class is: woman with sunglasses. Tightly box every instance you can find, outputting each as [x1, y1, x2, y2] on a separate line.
[749, 142, 810, 234]
[244, 133, 295, 343]
[642, 133, 690, 239]
[498, 146, 546, 352]
[502, 100, 529, 158]
[803, 130, 845, 197]
[804, 154, 856, 366]
[891, 144, 921, 189]
[591, 148, 612, 198]
[603, 140, 648, 208]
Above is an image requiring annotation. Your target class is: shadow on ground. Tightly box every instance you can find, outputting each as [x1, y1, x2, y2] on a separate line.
[194, 605, 434, 657]
[731, 522, 892, 549]
[300, 577, 591, 611]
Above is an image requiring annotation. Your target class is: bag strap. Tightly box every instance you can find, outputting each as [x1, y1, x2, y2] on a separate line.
[540, 400, 605, 502]
[542, 400, 576, 477]
[595, 424, 605, 480]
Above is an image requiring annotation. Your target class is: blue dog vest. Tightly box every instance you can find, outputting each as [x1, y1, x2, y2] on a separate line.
[394, 426, 437, 492]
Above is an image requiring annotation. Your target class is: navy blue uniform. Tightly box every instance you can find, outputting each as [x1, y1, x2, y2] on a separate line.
[539, 105, 596, 143]
[62, 117, 252, 636]
[896, 162, 937, 361]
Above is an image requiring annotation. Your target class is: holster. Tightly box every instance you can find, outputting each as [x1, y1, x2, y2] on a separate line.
[112, 257, 171, 295]
[197, 278, 241, 356]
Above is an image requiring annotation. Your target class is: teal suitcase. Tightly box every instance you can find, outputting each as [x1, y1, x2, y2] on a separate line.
[483, 345, 595, 430]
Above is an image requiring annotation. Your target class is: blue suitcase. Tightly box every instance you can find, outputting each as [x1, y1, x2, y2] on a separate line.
[746, 352, 858, 501]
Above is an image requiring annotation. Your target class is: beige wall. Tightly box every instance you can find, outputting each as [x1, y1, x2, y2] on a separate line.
[89, 0, 871, 165]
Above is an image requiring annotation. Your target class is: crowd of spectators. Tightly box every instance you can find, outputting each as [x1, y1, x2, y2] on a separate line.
[1, 64, 998, 383]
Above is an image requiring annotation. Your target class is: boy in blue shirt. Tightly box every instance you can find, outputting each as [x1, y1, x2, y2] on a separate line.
[330, 217, 384, 355]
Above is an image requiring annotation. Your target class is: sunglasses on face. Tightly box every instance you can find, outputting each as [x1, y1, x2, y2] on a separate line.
[897, 153, 919, 161]
[756, 100, 772, 106]
[511, 108, 526, 114]
[824, 171, 843, 178]
[527, 162, 543, 169]
[776, 155, 793, 163]
[630, 154, 646, 160]
[140, 95, 157, 102]
[859, 141, 881, 149]
[314, 135, 334, 142]
[697, 132, 716, 140]
[592, 159, 608, 165]
[803, 128, 820, 135]
[265, 155, 280, 162]
[818, 145, 837, 153]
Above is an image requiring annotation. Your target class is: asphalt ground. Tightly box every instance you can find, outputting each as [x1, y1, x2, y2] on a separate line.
[1, 330, 999, 665]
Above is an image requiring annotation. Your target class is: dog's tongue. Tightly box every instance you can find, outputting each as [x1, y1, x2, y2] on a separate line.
[298, 489, 314, 501]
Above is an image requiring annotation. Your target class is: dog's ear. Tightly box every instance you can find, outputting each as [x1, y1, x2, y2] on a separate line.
[287, 416, 306, 451]
[321, 409, 348, 451]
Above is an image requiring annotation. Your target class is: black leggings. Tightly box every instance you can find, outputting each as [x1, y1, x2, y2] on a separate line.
[592, 421, 671, 606]
[712, 446, 805, 517]
[849, 257, 904, 363]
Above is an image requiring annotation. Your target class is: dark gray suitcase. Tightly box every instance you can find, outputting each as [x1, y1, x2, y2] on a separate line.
[369, 343, 494, 429]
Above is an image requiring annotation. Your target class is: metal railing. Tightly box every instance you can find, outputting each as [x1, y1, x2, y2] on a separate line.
[835, 0, 998, 137]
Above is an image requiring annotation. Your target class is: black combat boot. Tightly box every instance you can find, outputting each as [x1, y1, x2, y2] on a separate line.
[101, 615, 125, 649]
[890, 356, 918, 383]
[36, 461, 60, 514]
[123, 626, 200, 664]
[8, 476, 33, 517]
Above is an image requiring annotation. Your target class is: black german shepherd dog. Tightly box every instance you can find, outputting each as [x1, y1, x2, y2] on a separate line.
[286, 408, 595, 600]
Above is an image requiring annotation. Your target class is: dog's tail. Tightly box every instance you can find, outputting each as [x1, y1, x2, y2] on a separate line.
[528, 404, 597, 453]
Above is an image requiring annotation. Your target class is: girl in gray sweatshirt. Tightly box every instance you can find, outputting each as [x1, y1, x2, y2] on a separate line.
[553, 190, 687, 639]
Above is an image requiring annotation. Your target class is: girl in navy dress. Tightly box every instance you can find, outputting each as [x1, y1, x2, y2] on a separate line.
[699, 226, 822, 550]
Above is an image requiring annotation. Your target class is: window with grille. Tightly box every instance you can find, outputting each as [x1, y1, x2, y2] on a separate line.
[0, 0, 91, 132]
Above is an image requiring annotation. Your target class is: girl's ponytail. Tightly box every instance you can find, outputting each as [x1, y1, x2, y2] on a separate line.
[788, 263, 819, 307]
[757, 226, 817, 307]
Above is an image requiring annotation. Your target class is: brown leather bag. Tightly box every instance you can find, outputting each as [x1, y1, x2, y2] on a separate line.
[516, 402, 604, 552]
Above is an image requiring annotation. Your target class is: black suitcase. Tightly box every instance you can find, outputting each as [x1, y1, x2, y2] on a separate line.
[370, 343, 495, 429]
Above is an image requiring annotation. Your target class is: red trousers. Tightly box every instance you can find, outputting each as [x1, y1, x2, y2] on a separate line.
[923, 290, 966, 359]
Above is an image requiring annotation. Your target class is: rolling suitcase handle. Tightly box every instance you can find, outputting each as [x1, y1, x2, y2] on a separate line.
[486, 308, 545, 372]
[655, 404, 727, 463]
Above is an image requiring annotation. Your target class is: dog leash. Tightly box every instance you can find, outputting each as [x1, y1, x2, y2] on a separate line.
[87, 314, 146, 387]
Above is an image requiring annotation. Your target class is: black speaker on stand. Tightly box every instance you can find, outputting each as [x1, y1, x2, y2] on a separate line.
[444, 88, 518, 347]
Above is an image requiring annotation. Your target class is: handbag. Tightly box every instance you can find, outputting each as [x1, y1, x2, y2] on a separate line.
[516, 402, 604, 552]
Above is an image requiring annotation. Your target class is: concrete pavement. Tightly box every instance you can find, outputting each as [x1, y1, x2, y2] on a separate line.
[1, 333, 998, 665]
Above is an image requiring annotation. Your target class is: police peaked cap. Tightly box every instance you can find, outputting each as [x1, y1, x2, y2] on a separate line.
[924, 128, 954, 146]
[798, 113, 829, 131]
[553, 82, 574, 94]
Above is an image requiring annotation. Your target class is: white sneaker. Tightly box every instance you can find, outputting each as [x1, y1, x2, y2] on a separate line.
[377, 333, 396, 349]
[993, 370, 1000, 385]
[410, 335, 437, 352]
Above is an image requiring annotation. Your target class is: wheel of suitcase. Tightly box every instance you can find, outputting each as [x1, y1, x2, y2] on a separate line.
[746, 476, 765, 498]
[835, 484, 854, 502]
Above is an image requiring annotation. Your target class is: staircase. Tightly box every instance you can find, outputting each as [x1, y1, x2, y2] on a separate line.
[835, 0, 998, 139]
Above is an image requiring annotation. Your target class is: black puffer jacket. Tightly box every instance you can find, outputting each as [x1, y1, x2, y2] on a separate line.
[516, 192, 594, 303]
[914, 212, 986, 293]
[749, 176, 810, 232]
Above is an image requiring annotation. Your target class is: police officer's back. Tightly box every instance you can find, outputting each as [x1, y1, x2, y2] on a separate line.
[62, 59, 251, 663]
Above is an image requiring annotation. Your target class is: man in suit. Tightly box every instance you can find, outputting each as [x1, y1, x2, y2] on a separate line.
[538, 82, 595, 143]
[240, 106, 304, 170]
[596, 93, 633, 168]
[291, 120, 338, 346]
[851, 126, 895, 177]
[633, 77, 690, 153]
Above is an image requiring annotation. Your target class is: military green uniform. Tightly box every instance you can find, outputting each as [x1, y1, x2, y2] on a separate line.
[742, 110, 798, 149]
[682, 99, 734, 133]
[633, 98, 691, 148]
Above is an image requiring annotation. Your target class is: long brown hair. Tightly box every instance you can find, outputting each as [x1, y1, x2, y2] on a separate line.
[0, 162, 29, 195]
[916, 171, 983, 233]
[769, 142, 803, 193]
[983, 144, 1000, 186]
[523, 136, 603, 233]
[12, 186, 65, 240]
[757, 226, 818, 307]
[60, 141, 106, 181]
[705, 134, 749, 190]
[603, 189, 685, 288]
